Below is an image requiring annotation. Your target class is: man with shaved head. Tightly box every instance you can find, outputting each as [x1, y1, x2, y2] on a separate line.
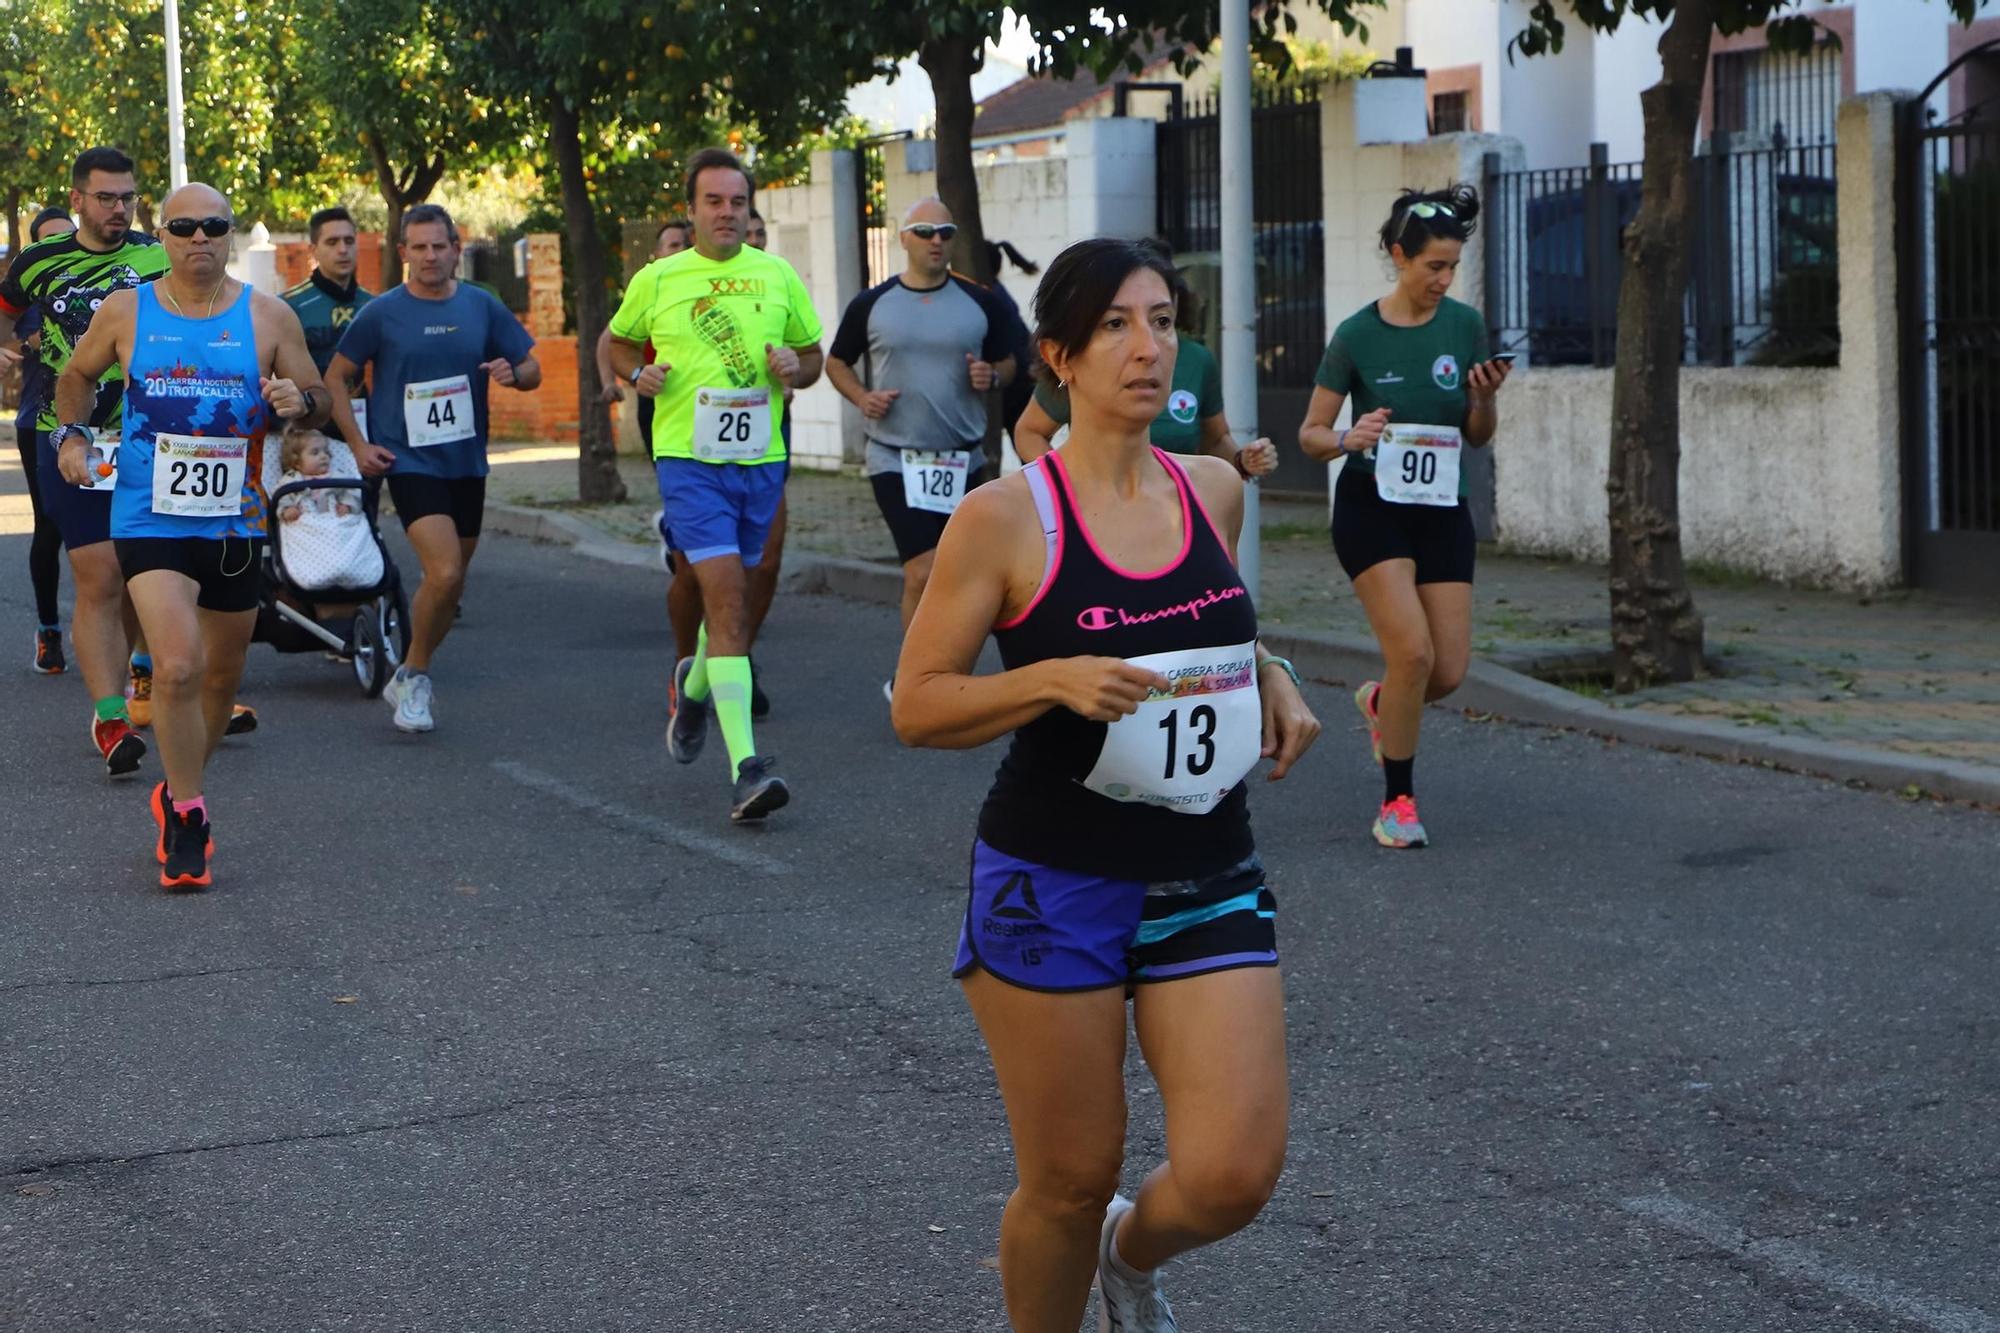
[826, 196, 1016, 693]
[55, 182, 329, 889]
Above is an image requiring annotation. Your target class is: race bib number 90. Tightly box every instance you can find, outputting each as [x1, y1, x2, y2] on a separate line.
[1082, 642, 1261, 815]
[150, 433, 248, 518]
[1374, 423, 1462, 507]
[692, 387, 771, 461]
[901, 448, 972, 516]
[403, 374, 476, 448]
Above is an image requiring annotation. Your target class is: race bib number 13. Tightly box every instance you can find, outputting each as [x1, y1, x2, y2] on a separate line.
[150, 433, 248, 518]
[1081, 642, 1261, 815]
[692, 387, 771, 462]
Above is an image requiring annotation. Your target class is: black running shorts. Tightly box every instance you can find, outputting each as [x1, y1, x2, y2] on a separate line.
[116, 537, 265, 612]
[387, 473, 487, 539]
[1331, 463, 1476, 585]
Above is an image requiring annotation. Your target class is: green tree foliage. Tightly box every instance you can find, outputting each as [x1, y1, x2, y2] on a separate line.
[296, 0, 519, 283]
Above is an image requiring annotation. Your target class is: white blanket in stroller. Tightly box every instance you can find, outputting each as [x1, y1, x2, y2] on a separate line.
[262, 443, 384, 592]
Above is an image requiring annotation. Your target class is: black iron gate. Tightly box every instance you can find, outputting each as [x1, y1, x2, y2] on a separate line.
[1156, 86, 1324, 495]
[1899, 95, 2000, 595]
[855, 132, 912, 291]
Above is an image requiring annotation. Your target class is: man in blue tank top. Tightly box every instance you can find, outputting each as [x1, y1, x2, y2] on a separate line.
[55, 182, 328, 890]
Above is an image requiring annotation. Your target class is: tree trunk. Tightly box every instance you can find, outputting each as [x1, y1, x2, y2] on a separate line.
[920, 35, 994, 285]
[1606, 0, 1711, 691]
[549, 95, 625, 505]
[5, 188, 20, 261]
[364, 130, 446, 290]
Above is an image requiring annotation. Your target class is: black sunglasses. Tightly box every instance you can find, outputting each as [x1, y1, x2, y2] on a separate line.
[902, 223, 958, 241]
[164, 216, 233, 239]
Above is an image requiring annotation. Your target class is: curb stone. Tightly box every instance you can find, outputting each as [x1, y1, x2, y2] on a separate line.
[487, 502, 2000, 808]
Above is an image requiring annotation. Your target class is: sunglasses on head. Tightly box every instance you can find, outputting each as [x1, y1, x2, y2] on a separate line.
[164, 216, 233, 239]
[903, 223, 958, 241]
[1398, 200, 1456, 241]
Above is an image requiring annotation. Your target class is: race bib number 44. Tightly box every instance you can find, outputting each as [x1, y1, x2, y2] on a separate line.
[692, 387, 771, 461]
[1375, 423, 1462, 507]
[150, 434, 247, 518]
[403, 375, 476, 448]
[1082, 642, 1261, 815]
[900, 449, 972, 516]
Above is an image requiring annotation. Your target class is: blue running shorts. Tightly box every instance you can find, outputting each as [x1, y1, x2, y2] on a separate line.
[655, 457, 786, 568]
[36, 431, 114, 551]
[953, 838, 1277, 992]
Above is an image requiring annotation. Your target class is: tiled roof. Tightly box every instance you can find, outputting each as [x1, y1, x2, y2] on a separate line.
[972, 38, 1186, 138]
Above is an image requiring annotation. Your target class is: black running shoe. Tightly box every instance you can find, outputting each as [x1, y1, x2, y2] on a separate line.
[161, 807, 213, 890]
[226, 704, 258, 735]
[750, 656, 770, 720]
[667, 656, 709, 763]
[730, 754, 790, 823]
[33, 629, 66, 675]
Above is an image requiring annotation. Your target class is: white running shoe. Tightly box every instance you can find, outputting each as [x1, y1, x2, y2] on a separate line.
[1096, 1196, 1177, 1332]
[384, 666, 405, 711]
[394, 672, 435, 733]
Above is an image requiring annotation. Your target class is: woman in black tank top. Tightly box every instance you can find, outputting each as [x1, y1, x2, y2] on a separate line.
[892, 240, 1322, 1332]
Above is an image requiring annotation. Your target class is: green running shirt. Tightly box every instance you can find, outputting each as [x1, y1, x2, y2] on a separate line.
[1314, 296, 1488, 498]
[0, 230, 170, 432]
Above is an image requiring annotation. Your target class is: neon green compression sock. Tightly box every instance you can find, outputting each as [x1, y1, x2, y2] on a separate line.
[707, 655, 756, 774]
[684, 622, 711, 703]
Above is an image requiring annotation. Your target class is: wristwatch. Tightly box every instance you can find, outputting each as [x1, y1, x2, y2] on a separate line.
[629, 365, 645, 385]
[52, 423, 95, 451]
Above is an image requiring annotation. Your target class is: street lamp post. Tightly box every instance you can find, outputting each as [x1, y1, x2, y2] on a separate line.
[164, 0, 188, 189]
[1218, 0, 1258, 599]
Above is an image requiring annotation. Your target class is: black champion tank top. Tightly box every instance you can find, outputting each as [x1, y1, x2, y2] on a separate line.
[977, 448, 1259, 882]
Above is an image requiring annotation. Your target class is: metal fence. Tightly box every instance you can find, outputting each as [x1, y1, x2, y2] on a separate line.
[1484, 133, 1839, 368]
[855, 132, 910, 289]
[1156, 84, 1324, 389]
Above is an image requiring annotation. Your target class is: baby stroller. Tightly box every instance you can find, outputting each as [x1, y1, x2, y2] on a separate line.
[253, 438, 410, 698]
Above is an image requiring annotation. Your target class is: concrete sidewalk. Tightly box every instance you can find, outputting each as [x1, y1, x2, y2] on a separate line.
[480, 443, 2000, 787]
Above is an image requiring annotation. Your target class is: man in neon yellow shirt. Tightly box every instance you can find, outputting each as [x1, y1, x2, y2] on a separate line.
[610, 148, 824, 824]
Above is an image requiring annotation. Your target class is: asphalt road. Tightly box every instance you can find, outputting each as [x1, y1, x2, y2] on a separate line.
[2, 529, 1996, 1333]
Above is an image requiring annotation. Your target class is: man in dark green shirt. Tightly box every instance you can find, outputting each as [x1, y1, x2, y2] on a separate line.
[282, 205, 374, 388]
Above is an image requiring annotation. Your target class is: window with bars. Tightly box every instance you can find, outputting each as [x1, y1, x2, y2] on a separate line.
[1432, 90, 1469, 135]
[1712, 42, 1841, 146]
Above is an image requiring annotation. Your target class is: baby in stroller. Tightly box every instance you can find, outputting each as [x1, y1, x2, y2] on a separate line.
[270, 426, 382, 590]
[255, 426, 407, 697]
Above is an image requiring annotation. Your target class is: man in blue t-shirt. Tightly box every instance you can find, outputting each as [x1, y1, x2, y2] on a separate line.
[326, 203, 538, 735]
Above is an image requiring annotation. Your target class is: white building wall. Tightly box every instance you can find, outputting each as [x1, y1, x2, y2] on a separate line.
[1497, 0, 1597, 167]
[1589, 22, 1664, 162]
[1851, 0, 1948, 108]
[1406, 0, 1502, 131]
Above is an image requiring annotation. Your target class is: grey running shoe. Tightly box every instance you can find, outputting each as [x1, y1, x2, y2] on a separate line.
[394, 672, 435, 733]
[730, 754, 790, 823]
[668, 656, 709, 764]
[1096, 1196, 1177, 1332]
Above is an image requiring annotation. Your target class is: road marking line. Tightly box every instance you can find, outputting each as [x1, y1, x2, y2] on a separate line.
[1621, 1193, 2000, 1333]
[492, 760, 791, 876]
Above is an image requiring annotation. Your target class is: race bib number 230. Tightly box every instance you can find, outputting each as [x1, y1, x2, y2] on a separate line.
[150, 433, 247, 518]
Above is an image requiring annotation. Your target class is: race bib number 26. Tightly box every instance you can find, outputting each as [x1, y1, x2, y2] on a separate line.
[692, 387, 771, 462]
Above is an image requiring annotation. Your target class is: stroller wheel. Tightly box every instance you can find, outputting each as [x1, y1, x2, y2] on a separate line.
[353, 609, 390, 699]
[383, 583, 411, 669]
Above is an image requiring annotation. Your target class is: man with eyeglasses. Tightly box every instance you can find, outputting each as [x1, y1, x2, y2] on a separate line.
[0, 146, 170, 778]
[609, 147, 823, 823]
[53, 182, 329, 888]
[826, 196, 1015, 694]
[324, 203, 540, 736]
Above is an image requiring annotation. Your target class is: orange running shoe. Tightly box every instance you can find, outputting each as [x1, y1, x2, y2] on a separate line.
[128, 660, 154, 727]
[1372, 795, 1429, 849]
